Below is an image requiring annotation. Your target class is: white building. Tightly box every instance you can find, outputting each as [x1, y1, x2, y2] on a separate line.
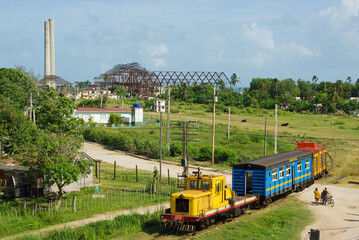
[73, 106, 143, 124]
[153, 100, 166, 112]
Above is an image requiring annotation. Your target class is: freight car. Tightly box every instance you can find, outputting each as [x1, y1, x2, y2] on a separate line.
[161, 141, 332, 232]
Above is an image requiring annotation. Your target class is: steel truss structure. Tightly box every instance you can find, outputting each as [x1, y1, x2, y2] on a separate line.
[93, 62, 229, 97]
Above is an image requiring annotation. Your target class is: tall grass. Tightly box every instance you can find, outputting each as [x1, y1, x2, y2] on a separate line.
[196, 197, 313, 240]
[18, 211, 163, 240]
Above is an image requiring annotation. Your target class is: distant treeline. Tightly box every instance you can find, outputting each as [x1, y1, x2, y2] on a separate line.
[157, 78, 359, 114]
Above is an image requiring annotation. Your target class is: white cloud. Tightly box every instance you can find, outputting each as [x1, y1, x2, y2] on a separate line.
[320, 0, 359, 20]
[287, 43, 314, 57]
[147, 43, 168, 57]
[151, 58, 166, 68]
[241, 23, 275, 50]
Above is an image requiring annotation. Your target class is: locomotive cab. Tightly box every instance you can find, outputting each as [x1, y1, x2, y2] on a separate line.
[170, 174, 234, 216]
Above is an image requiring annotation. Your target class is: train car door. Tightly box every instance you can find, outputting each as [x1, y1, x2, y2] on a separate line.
[292, 165, 295, 190]
[245, 171, 253, 195]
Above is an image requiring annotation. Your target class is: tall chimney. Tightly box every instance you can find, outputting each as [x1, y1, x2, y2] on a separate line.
[44, 21, 50, 77]
[49, 19, 55, 76]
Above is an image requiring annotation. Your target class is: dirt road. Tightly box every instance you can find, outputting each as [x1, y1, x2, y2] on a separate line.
[83, 141, 232, 186]
[297, 183, 359, 240]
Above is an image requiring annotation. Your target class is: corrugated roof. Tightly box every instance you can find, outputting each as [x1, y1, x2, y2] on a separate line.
[0, 163, 29, 171]
[233, 150, 312, 170]
[75, 107, 131, 112]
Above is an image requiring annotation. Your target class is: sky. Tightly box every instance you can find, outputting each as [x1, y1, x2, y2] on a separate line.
[1, 0, 359, 87]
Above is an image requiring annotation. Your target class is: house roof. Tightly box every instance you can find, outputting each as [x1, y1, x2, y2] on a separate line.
[75, 107, 131, 112]
[233, 150, 312, 170]
[0, 163, 29, 171]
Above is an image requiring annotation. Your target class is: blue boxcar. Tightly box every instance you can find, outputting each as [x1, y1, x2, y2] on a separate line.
[233, 150, 313, 201]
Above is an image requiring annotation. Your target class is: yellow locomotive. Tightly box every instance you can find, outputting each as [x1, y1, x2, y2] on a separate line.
[161, 170, 258, 231]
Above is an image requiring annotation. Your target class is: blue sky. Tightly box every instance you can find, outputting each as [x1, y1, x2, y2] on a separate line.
[1, 0, 359, 87]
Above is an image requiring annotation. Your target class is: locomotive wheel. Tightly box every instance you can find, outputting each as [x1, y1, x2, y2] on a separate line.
[210, 217, 216, 224]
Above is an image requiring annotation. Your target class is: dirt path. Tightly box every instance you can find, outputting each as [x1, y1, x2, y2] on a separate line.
[4, 202, 170, 240]
[82, 141, 232, 186]
[296, 183, 359, 240]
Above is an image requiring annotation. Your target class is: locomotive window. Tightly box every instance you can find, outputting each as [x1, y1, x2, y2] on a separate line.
[286, 164, 291, 176]
[201, 181, 210, 190]
[305, 159, 310, 170]
[297, 162, 302, 172]
[272, 169, 278, 181]
[279, 166, 284, 178]
[176, 199, 189, 213]
[189, 181, 198, 189]
[268, 172, 271, 178]
[215, 183, 220, 193]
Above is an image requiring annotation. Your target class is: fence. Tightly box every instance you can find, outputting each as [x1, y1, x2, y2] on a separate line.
[0, 178, 179, 225]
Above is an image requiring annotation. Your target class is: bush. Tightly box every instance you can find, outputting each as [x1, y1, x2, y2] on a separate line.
[196, 145, 212, 161]
[214, 147, 237, 164]
[170, 142, 182, 157]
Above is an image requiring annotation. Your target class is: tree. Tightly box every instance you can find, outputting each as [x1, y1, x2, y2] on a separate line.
[20, 131, 92, 210]
[35, 88, 79, 135]
[312, 75, 319, 83]
[347, 76, 352, 83]
[217, 79, 226, 91]
[103, 74, 110, 90]
[108, 112, 124, 125]
[114, 85, 126, 97]
[0, 68, 38, 109]
[230, 73, 239, 89]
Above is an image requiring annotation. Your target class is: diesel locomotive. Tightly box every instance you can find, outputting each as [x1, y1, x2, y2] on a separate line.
[161, 141, 332, 231]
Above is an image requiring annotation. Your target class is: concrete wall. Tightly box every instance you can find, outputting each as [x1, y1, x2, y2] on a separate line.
[73, 111, 132, 124]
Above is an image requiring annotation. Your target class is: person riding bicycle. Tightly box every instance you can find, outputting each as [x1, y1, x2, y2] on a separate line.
[322, 187, 329, 205]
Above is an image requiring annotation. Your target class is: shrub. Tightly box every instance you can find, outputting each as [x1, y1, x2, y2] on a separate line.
[196, 145, 212, 161]
[214, 147, 237, 164]
[170, 142, 182, 157]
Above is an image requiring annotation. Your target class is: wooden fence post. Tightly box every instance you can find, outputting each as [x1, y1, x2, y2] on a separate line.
[73, 196, 77, 212]
[136, 165, 138, 183]
[168, 169, 170, 185]
[150, 183, 152, 200]
[114, 161, 116, 180]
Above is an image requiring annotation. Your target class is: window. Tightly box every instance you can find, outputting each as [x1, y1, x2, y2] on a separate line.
[305, 159, 310, 170]
[189, 181, 198, 189]
[297, 162, 302, 172]
[215, 183, 220, 194]
[279, 166, 284, 178]
[286, 164, 291, 176]
[272, 169, 278, 181]
[201, 181, 210, 190]
[268, 172, 271, 178]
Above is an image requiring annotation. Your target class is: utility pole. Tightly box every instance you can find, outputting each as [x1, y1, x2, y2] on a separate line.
[166, 87, 171, 148]
[159, 109, 163, 184]
[29, 93, 32, 121]
[171, 120, 199, 183]
[227, 107, 231, 139]
[212, 86, 216, 166]
[183, 122, 187, 176]
[264, 116, 268, 157]
[274, 104, 278, 154]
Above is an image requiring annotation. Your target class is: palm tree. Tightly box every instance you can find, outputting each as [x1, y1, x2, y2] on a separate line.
[347, 76, 352, 83]
[312, 75, 319, 83]
[230, 73, 239, 89]
[103, 74, 109, 90]
[217, 79, 226, 91]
